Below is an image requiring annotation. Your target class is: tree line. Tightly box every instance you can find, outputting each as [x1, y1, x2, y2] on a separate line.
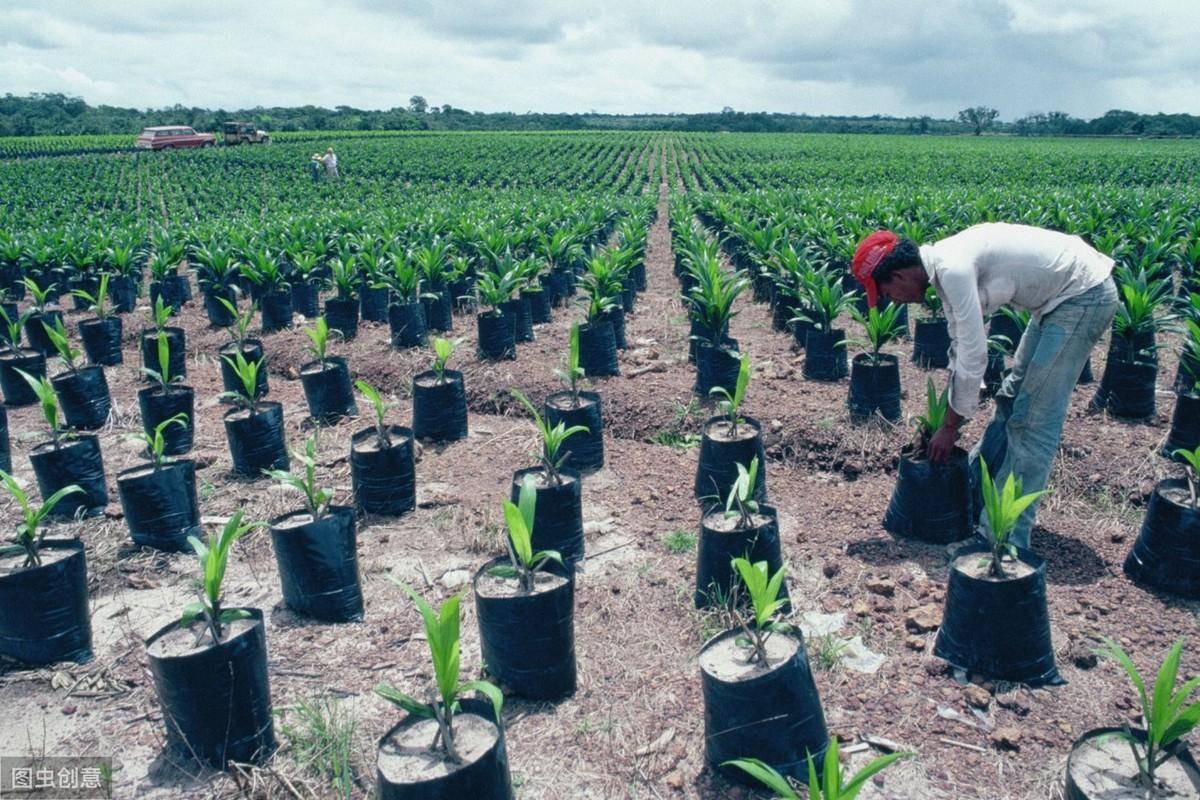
[0, 93, 1196, 138]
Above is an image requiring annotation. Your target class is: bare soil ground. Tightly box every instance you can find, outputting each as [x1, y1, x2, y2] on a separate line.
[0, 180, 1196, 799]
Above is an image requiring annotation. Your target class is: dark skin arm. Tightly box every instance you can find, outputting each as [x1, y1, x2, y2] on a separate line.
[928, 407, 964, 463]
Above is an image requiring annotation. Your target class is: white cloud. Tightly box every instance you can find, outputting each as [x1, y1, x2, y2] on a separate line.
[0, 0, 1195, 118]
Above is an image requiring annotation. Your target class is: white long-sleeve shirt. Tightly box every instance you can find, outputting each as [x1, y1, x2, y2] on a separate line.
[919, 223, 1114, 418]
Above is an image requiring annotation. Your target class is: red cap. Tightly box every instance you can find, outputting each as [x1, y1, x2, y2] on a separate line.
[850, 230, 899, 308]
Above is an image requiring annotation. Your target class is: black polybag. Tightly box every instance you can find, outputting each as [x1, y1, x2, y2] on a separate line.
[701, 628, 828, 784]
[510, 467, 584, 566]
[224, 402, 289, 477]
[1123, 478, 1200, 598]
[350, 426, 416, 516]
[138, 385, 195, 456]
[30, 435, 107, 517]
[0, 539, 92, 664]
[544, 391, 604, 472]
[117, 460, 200, 551]
[145, 608, 276, 769]
[376, 697, 513, 800]
[934, 542, 1063, 686]
[412, 369, 468, 442]
[270, 506, 364, 622]
[473, 559, 576, 700]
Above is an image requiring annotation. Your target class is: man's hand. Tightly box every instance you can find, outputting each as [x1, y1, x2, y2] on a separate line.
[927, 422, 960, 463]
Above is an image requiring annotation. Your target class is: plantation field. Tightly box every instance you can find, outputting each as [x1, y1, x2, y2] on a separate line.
[0, 131, 1198, 800]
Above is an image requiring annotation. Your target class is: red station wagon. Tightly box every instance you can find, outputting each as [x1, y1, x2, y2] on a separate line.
[134, 126, 216, 150]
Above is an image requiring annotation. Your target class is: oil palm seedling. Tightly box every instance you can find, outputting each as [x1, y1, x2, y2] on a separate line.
[266, 435, 363, 621]
[19, 368, 108, 517]
[709, 351, 750, 437]
[117, 414, 199, 551]
[509, 389, 588, 486]
[725, 736, 912, 800]
[0, 469, 90, 664]
[883, 378, 972, 543]
[695, 457, 786, 610]
[474, 476, 577, 699]
[1094, 266, 1177, 417]
[299, 315, 356, 421]
[934, 455, 1060, 684]
[700, 556, 826, 783]
[325, 254, 360, 338]
[44, 316, 111, 431]
[146, 511, 277, 768]
[978, 458, 1049, 578]
[141, 295, 186, 381]
[375, 584, 509, 794]
[1063, 638, 1200, 797]
[546, 323, 605, 473]
[0, 470, 82, 568]
[475, 267, 518, 360]
[846, 303, 905, 420]
[912, 285, 951, 368]
[350, 380, 416, 516]
[796, 267, 853, 380]
[73, 273, 123, 366]
[21, 276, 61, 355]
[0, 305, 43, 406]
[412, 337, 468, 442]
[244, 248, 292, 331]
[139, 328, 194, 453]
[221, 351, 288, 477]
[385, 256, 428, 348]
[1124, 444, 1200, 597]
[216, 297, 267, 398]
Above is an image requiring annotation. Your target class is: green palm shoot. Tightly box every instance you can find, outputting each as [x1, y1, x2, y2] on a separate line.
[181, 511, 260, 646]
[489, 473, 563, 592]
[730, 557, 789, 666]
[0, 470, 82, 568]
[922, 285, 944, 320]
[1098, 637, 1200, 794]
[218, 296, 256, 351]
[141, 331, 183, 395]
[724, 457, 760, 529]
[72, 273, 111, 319]
[355, 379, 393, 449]
[914, 379, 950, 454]
[304, 315, 332, 365]
[709, 351, 750, 436]
[725, 736, 912, 800]
[375, 583, 503, 764]
[219, 350, 265, 414]
[431, 337, 461, 384]
[22, 277, 56, 314]
[125, 413, 188, 470]
[1173, 445, 1200, 509]
[510, 389, 588, 485]
[553, 323, 586, 405]
[265, 435, 332, 519]
[18, 369, 66, 447]
[847, 303, 905, 364]
[149, 295, 172, 334]
[0, 305, 28, 352]
[978, 458, 1049, 578]
[43, 317, 84, 373]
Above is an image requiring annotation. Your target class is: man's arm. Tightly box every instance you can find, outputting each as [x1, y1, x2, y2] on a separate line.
[929, 265, 987, 462]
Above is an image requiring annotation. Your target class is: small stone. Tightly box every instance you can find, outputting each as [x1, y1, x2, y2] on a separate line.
[1068, 639, 1099, 670]
[62, 705, 77, 715]
[996, 692, 1032, 717]
[865, 577, 895, 597]
[964, 685, 991, 709]
[440, 569, 470, 590]
[990, 727, 1021, 751]
[770, 419, 783, 432]
[905, 635, 926, 651]
[905, 604, 941, 634]
[852, 601, 871, 618]
[664, 770, 685, 790]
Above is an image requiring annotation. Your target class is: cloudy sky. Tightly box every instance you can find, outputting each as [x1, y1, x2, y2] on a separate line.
[2, 0, 1197, 119]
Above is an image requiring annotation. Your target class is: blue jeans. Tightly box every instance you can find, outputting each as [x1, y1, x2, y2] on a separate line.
[969, 278, 1118, 548]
